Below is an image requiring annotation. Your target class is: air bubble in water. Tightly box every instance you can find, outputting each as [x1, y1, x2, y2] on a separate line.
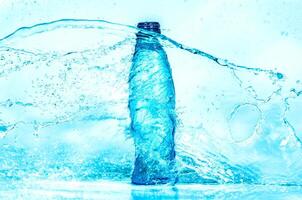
[229, 104, 261, 143]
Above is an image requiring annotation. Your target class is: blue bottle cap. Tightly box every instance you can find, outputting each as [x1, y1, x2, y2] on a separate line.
[137, 22, 161, 34]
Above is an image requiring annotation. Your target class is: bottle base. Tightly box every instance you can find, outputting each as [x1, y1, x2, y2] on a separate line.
[131, 176, 177, 185]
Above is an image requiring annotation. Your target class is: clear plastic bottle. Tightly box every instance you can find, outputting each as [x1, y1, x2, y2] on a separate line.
[128, 22, 177, 185]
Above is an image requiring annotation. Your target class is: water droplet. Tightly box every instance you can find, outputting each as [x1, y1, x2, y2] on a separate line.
[229, 104, 261, 142]
[79, 95, 85, 101]
[5, 99, 13, 107]
[0, 125, 8, 132]
[276, 72, 284, 79]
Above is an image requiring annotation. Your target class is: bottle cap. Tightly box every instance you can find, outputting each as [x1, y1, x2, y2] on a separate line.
[137, 22, 161, 34]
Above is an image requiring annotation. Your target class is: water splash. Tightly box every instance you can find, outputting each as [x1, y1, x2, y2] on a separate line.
[0, 19, 301, 185]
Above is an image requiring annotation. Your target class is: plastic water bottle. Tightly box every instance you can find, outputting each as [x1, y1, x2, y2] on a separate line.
[128, 22, 177, 185]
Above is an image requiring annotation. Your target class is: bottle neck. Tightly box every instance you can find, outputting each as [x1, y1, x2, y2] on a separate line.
[135, 22, 162, 49]
[136, 31, 160, 45]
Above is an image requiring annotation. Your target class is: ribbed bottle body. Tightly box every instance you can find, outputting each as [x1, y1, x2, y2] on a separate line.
[129, 34, 176, 185]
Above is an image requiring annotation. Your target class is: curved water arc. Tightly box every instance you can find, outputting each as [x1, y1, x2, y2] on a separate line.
[0, 18, 284, 81]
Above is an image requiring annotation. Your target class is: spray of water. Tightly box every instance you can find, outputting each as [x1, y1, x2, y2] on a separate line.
[0, 19, 301, 185]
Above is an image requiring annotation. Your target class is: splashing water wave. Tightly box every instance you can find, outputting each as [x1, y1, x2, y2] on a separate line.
[0, 19, 301, 185]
